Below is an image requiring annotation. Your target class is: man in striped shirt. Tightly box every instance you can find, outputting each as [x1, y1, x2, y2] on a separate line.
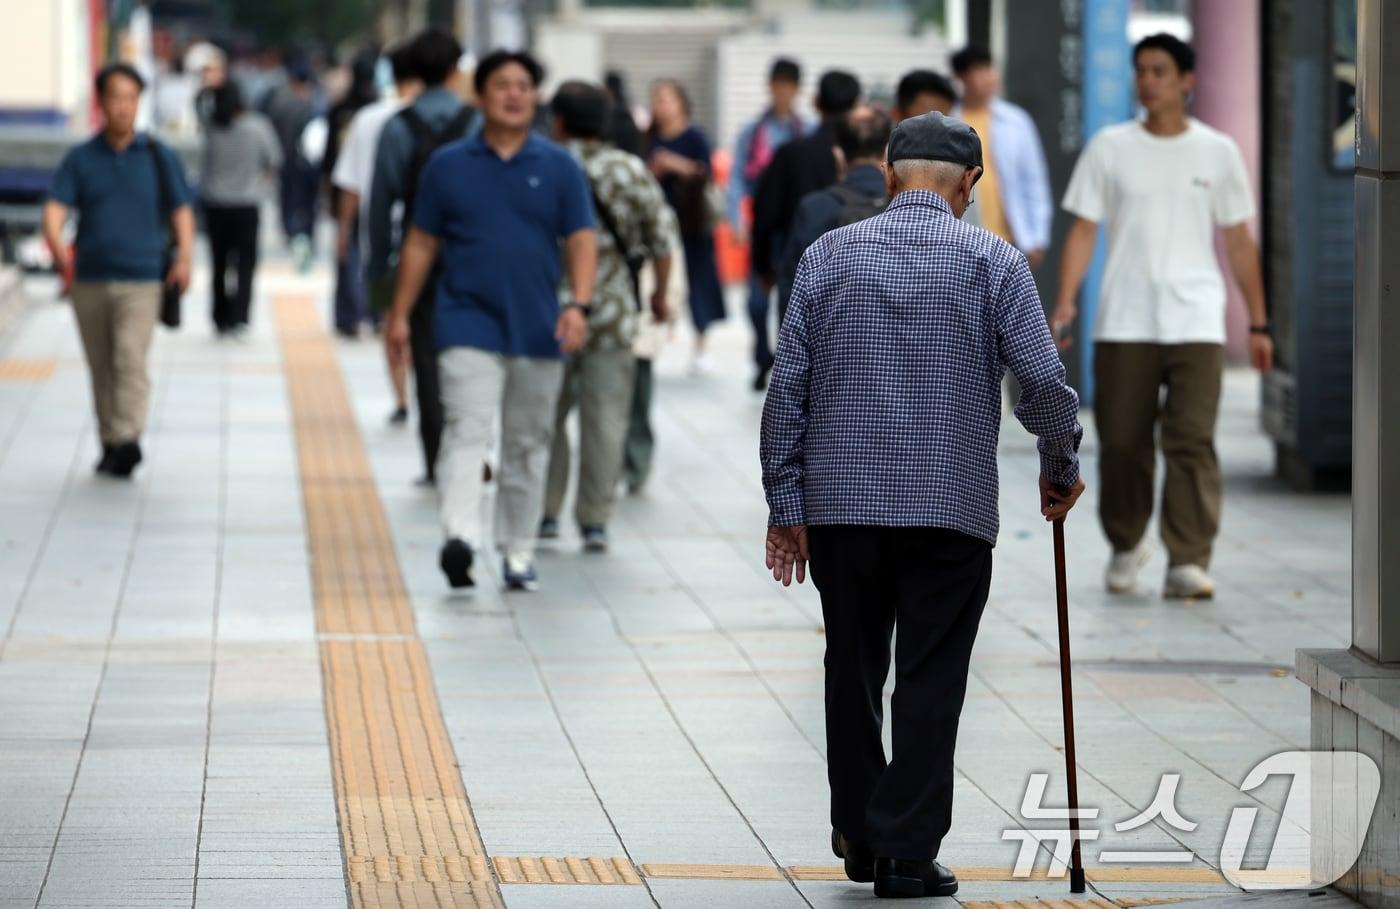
[760, 112, 1084, 900]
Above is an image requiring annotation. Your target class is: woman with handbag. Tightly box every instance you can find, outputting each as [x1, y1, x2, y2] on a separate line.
[200, 80, 282, 337]
[646, 79, 726, 374]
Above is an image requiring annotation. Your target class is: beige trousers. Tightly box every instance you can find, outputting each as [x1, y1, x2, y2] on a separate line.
[70, 281, 162, 445]
[543, 347, 636, 528]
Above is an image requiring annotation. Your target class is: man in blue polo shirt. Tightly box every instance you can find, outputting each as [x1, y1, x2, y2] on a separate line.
[386, 50, 597, 592]
[43, 63, 194, 479]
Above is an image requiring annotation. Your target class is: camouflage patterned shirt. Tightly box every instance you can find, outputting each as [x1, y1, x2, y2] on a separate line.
[563, 140, 678, 352]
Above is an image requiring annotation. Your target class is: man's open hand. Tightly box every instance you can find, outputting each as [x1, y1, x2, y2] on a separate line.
[765, 525, 809, 587]
[1040, 475, 1086, 522]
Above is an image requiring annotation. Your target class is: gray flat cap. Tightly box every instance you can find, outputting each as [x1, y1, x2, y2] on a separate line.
[886, 111, 983, 169]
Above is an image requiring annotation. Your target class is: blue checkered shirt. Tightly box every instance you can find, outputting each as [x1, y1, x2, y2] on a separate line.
[760, 190, 1083, 544]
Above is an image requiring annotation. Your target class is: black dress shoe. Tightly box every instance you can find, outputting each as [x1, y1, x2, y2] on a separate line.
[95, 445, 116, 474]
[874, 858, 958, 899]
[439, 538, 474, 589]
[108, 441, 143, 478]
[753, 366, 771, 392]
[831, 829, 875, 883]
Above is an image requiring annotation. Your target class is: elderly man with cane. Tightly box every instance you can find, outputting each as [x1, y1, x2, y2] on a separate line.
[760, 112, 1086, 899]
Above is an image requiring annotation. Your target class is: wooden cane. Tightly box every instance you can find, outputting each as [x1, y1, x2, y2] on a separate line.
[1053, 518, 1087, 893]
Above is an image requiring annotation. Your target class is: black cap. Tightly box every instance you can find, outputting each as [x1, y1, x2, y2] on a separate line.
[886, 111, 983, 169]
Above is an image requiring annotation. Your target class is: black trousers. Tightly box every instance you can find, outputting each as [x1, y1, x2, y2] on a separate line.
[808, 524, 993, 860]
[410, 283, 442, 481]
[205, 204, 260, 330]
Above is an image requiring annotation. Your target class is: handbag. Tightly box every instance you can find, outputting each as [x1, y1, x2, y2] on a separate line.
[146, 136, 182, 329]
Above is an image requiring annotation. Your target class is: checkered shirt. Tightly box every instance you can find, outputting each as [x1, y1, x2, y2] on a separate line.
[759, 190, 1083, 544]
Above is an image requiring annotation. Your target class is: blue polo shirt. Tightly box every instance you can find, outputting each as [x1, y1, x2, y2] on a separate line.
[48, 133, 191, 282]
[412, 133, 594, 357]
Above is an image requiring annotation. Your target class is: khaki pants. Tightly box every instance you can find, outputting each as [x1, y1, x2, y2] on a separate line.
[438, 347, 563, 561]
[70, 281, 162, 445]
[544, 347, 636, 528]
[1094, 342, 1224, 568]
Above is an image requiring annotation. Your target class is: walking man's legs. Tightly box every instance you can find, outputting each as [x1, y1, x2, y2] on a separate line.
[71, 283, 118, 445]
[543, 358, 581, 524]
[747, 275, 773, 377]
[495, 357, 564, 575]
[437, 347, 505, 551]
[1094, 342, 1163, 587]
[864, 528, 991, 859]
[107, 282, 161, 445]
[573, 348, 635, 532]
[623, 357, 655, 491]
[808, 525, 897, 848]
[1159, 343, 1224, 570]
[409, 287, 443, 482]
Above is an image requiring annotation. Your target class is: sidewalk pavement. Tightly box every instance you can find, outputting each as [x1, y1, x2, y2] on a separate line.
[0, 260, 1351, 909]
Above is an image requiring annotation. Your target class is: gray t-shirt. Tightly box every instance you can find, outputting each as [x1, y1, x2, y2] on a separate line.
[200, 112, 282, 207]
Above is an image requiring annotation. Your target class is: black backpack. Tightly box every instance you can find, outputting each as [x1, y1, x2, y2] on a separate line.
[829, 183, 889, 227]
[397, 106, 478, 222]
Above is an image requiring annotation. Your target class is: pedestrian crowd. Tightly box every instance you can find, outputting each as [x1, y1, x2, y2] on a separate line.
[44, 28, 1271, 900]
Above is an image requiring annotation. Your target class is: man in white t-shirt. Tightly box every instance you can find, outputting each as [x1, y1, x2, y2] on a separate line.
[331, 41, 422, 423]
[1052, 33, 1273, 600]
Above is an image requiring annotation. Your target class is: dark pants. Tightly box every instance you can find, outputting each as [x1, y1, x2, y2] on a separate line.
[1093, 342, 1224, 567]
[747, 275, 774, 372]
[808, 525, 993, 860]
[334, 225, 368, 332]
[205, 204, 260, 330]
[279, 160, 318, 241]
[623, 358, 654, 490]
[410, 284, 443, 481]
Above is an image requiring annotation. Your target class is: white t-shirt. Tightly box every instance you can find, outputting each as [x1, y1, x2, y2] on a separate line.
[330, 97, 405, 214]
[1062, 118, 1255, 344]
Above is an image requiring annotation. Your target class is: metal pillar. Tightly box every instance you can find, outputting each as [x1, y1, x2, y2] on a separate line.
[1354, 0, 1400, 661]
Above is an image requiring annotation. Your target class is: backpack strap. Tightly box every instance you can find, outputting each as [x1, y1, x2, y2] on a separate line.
[397, 107, 435, 145]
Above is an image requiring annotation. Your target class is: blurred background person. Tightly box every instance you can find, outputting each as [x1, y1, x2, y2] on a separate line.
[778, 107, 892, 294]
[200, 79, 281, 338]
[751, 69, 861, 346]
[323, 49, 382, 338]
[604, 71, 645, 157]
[729, 59, 807, 390]
[266, 55, 323, 272]
[951, 46, 1052, 269]
[895, 69, 958, 121]
[43, 63, 194, 479]
[368, 28, 477, 486]
[333, 41, 423, 424]
[647, 79, 724, 374]
[542, 81, 676, 553]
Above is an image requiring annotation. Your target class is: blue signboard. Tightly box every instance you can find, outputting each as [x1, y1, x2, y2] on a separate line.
[1079, 0, 1133, 404]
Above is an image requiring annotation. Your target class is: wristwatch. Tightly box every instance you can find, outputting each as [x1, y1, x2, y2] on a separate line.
[1249, 323, 1272, 335]
[563, 301, 592, 315]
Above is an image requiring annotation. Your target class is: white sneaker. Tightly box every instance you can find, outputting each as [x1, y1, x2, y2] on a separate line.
[1105, 541, 1153, 594]
[690, 353, 715, 376]
[1164, 564, 1215, 600]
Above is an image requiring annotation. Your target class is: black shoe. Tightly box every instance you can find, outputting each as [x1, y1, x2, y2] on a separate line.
[108, 441, 143, 478]
[873, 858, 958, 899]
[389, 406, 408, 426]
[414, 474, 436, 489]
[831, 829, 875, 883]
[439, 538, 474, 589]
[95, 445, 116, 474]
[753, 366, 771, 392]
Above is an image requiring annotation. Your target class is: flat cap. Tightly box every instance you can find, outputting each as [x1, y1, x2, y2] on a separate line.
[886, 111, 983, 169]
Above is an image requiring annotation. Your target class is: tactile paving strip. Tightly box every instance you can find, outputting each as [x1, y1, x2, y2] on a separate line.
[0, 358, 55, 380]
[275, 293, 504, 909]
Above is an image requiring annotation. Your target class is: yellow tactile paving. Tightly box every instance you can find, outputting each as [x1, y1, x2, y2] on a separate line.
[275, 292, 504, 909]
[493, 856, 643, 885]
[0, 357, 55, 380]
[642, 863, 786, 880]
